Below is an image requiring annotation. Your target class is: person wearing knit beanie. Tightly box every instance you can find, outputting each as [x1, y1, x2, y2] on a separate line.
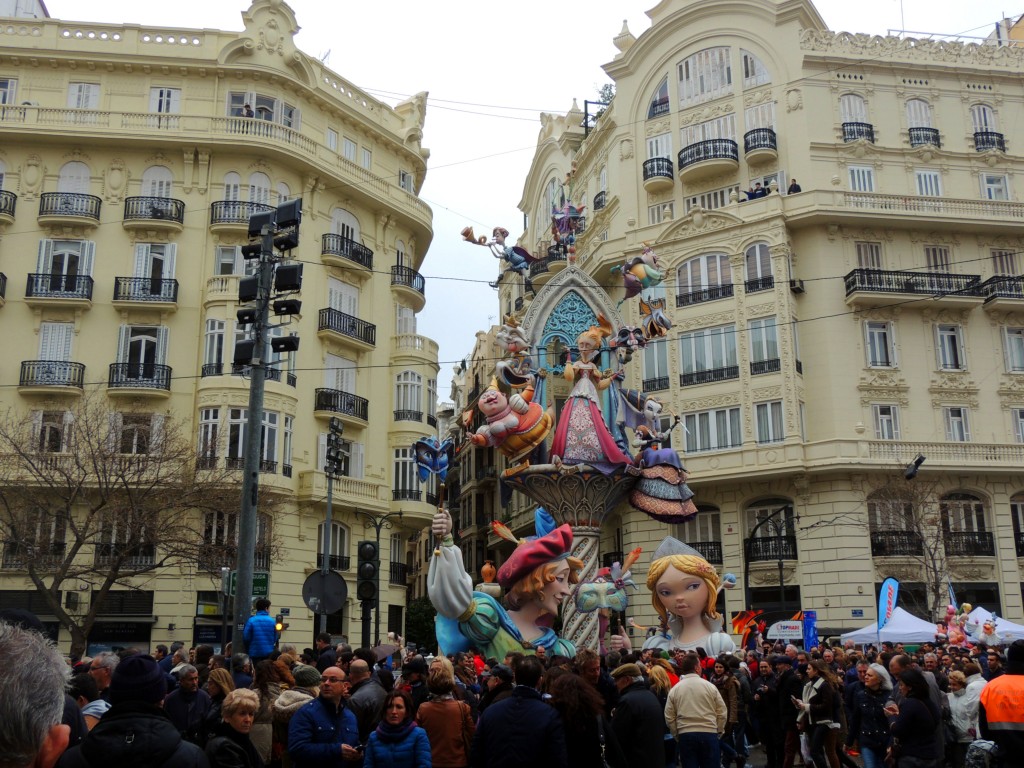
[292, 664, 322, 689]
[107, 654, 167, 705]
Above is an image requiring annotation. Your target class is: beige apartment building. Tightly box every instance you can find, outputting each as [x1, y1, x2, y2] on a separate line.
[471, 0, 1024, 637]
[0, 1, 439, 653]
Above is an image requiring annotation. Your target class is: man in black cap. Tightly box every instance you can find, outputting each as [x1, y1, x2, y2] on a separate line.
[400, 656, 430, 716]
[56, 654, 208, 767]
[611, 662, 665, 768]
[478, 663, 514, 714]
[774, 654, 803, 768]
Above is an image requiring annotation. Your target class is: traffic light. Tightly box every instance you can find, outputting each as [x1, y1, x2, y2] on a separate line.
[356, 540, 379, 604]
[274, 613, 285, 633]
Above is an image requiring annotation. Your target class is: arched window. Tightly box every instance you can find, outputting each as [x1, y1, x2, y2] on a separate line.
[141, 165, 173, 198]
[317, 521, 349, 570]
[740, 50, 771, 88]
[599, 166, 607, 193]
[248, 172, 270, 204]
[970, 104, 996, 133]
[840, 93, 868, 124]
[223, 172, 241, 202]
[745, 498, 795, 537]
[276, 182, 291, 203]
[331, 207, 360, 242]
[678, 47, 733, 107]
[648, 76, 669, 118]
[58, 161, 90, 193]
[745, 242, 772, 281]
[674, 505, 723, 563]
[676, 253, 732, 297]
[906, 99, 932, 128]
[940, 493, 988, 533]
[395, 239, 406, 267]
[394, 370, 422, 416]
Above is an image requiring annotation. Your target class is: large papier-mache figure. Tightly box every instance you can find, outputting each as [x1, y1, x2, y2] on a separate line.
[642, 536, 736, 655]
[428, 507, 582, 658]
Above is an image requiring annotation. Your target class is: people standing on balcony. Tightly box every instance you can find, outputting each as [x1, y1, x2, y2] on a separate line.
[788, 179, 802, 194]
[242, 103, 254, 118]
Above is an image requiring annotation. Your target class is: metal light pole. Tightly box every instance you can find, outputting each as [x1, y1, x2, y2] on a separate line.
[743, 505, 794, 615]
[320, 417, 345, 634]
[355, 509, 403, 645]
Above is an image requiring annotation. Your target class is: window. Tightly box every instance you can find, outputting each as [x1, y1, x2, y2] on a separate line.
[58, 161, 91, 194]
[317, 522, 349, 566]
[970, 104, 996, 133]
[940, 493, 987, 533]
[427, 379, 438, 423]
[992, 249, 1018, 276]
[37, 239, 95, 292]
[681, 115, 736, 146]
[678, 47, 733, 107]
[680, 325, 738, 375]
[198, 408, 220, 462]
[683, 407, 742, 452]
[133, 243, 176, 294]
[227, 90, 301, 127]
[677, 253, 732, 295]
[873, 404, 900, 440]
[148, 87, 180, 128]
[648, 76, 669, 118]
[905, 99, 932, 128]
[676, 507, 722, 548]
[279, 102, 298, 128]
[647, 202, 674, 225]
[328, 277, 358, 317]
[915, 169, 942, 197]
[1013, 409, 1024, 443]
[215, 245, 254, 276]
[1004, 328, 1024, 372]
[643, 339, 670, 389]
[599, 166, 607, 193]
[755, 401, 784, 444]
[944, 407, 971, 442]
[115, 413, 160, 455]
[745, 242, 772, 282]
[390, 532, 404, 565]
[3, 506, 65, 569]
[647, 132, 672, 160]
[396, 305, 416, 335]
[395, 371, 423, 415]
[260, 412, 279, 468]
[318, 433, 364, 478]
[0, 77, 17, 106]
[117, 325, 167, 378]
[395, 239, 407, 267]
[935, 324, 965, 370]
[840, 93, 868, 123]
[67, 82, 99, 109]
[38, 322, 74, 362]
[749, 318, 779, 363]
[324, 353, 356, 393]
[393, 447, 420, 497]
[746, 500, 795, 537]
[744, 102, 776, 131]
[36, 411, 72, 453]
[361, 148, 372, 170]
[249, 172, 270, 205]
[925, 246, 951, 272]
[276, 182, 291, 204]
[399, 170, 414, 193]
[223, 172, 241, 202]
[741, 50, 771, 88]
[848, 165, 875, 192]
[225, 408, 281, 467]
[326, 128, 338, 151]
[283, 416, 293, 471]
[981, 174, 1009, 201]
[342, 138, 357, 163]
[856, 241, 883, 269]
[865, 321, 895, 367]
[141, 166, 173, 199]
[331, 208, 360, 243]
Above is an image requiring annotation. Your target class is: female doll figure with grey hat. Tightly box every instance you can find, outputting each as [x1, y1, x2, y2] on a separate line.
[642, 536, 737, 656]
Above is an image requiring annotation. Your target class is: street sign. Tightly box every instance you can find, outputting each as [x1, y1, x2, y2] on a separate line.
[228, 570, 270, 598]
[302, 571, 348, 614]
[852, 609, 864, 618]
[280, 607, 290, 617]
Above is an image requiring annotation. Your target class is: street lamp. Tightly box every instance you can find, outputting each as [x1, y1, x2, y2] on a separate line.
[354, 509, 403, 647]
[743, 505, 794, 615]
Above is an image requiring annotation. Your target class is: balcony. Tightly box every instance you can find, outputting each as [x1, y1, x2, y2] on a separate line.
[870, 530, 924, 557]
[0, 190, 15, 224]
[842, 122, 875, 143]
[122, 196, 185, 232]
[209, 201, 275, 233]
[642, 376, 670, 392]
[314, 387, 369, 425]
[2, 542, 65, 570]
[677, 140, 739, 184]
[908, 127, 941, 149]
[680, 365, 739, 387]
[25, 273, 94, 307]
[199, 544, 270, 572]
[974, 131, 1005, 152]
[38, 192, 101, 226]
[843, 268, 984, 309]
[744, 276, 774, 294]
[593, 191, 607, 211]
[602, 551, 624, 568]
[744, 535, 798, 562]
[944, 531, 995, 557]
[529, 253, 567, 283]
[317, 308, 376, 349]
[394, 409, 423, 423]
[389, 561, 410, 586]
[112, 276, 179, 308]
[392, 489, 421, 502]
[642, 157, 674, 193]
[391, 334, 439, 366]
[691, 541, 723, 565]
[391, 265, 426, 312]
[321, 233, 373, 273]
[743, 128, 778, 164]
[94, 542, 156, 569]
[316, 553, 351, 571]
[750, 358, 781, 376]
[224, 457, 278, 474]
[19, 361, 85, 395]
[981, 275, 1024, 310]
[107, 363, 172, 397]
[676, 283, 734, 307]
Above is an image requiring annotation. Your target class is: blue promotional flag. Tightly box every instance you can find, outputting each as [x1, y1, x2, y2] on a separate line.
[878, 577, 900, 631]
[803, 610, 818, 651]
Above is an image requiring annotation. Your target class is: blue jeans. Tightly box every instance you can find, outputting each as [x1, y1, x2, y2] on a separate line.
[679, 732, 722, 768]
[861, 746, 887, 768]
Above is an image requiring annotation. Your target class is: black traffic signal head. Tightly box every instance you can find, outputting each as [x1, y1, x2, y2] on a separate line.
[356, 540, 379, 602]
[275, 613, 285, 632]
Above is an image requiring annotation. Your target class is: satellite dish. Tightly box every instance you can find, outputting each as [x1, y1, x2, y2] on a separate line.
[302, 571, 348, 615]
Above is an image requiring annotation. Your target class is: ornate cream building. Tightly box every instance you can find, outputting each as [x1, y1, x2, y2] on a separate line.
[0, 1, 439, 652]
[485, 0, 1024, 636]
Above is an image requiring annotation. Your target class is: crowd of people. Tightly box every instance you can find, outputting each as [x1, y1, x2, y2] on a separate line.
[3, 604, 1023, 768]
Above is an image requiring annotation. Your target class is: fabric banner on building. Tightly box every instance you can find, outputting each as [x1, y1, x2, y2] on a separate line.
[803, 609, 818, 650]
[878, 577, 900, 631]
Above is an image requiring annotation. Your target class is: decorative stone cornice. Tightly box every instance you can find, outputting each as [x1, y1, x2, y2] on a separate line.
[800, 29, 1024, 69]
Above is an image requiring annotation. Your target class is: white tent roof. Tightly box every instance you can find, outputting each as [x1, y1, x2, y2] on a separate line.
[966, 607, 1024, 642]
[841, 606, 938, 644]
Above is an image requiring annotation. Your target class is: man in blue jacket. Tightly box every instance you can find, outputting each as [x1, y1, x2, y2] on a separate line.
[243, 598, 277, 662]
[288, 666, 361, 767]
[471, 655, 567, 768]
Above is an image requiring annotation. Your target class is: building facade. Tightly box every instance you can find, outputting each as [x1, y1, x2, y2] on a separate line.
[0, 1, 439, 653]
[499, 0, 1024, 636]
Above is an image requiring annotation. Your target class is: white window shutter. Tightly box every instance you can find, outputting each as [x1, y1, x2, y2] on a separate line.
[150, 414, 165, 452]
[81, 241, 95, 277]
[117, 325, 130, 363]
[351, 442, 364, 478]
[31, 410, 42, 445]
[317, 432, 328, 473]
[62, 411, 75, 452]
[107, 412, 121, 453]
[156, 327, 169, 364]
[134, 243, 149, 278]
[37, 239, 54, 273]
[164, 244, 177, 280]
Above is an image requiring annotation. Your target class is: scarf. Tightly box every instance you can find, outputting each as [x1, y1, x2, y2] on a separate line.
[375, 718, 417, 744]
[710, 672, 731, 688]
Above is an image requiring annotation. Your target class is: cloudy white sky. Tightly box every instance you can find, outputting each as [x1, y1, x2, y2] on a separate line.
[49, 0, 1020, 399]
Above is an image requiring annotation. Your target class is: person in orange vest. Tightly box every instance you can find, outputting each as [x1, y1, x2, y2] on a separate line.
[979, 639, 1024, 766]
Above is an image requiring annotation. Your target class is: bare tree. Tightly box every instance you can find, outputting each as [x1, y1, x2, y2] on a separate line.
[0, 393, 281, 656]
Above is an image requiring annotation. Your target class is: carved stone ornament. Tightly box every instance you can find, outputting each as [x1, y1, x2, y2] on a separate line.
[928, 373, 979, 409]
[619, 138, 634, 161]
[749, 566, 797, 585]
[874, 564, 924, 582]
[681, 393, 742, 411]
[102, 159, 130, 204]
[786, 89, 803, 113]
[19, 154, 45, 199]
[949, 564, 994, 581]
[800, 29, 1024, 70]
[858, 371, 910, 407]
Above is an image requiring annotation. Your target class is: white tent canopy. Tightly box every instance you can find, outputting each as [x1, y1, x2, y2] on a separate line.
[841, 607, 938, 644]
[965, 607, 1024, 642]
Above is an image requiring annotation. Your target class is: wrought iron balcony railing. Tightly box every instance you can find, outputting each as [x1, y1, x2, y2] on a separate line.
[314, 388, 369, 421]
[318, 308, 376, 346]
[392, 489, 421, 502]
[394, 410, 423, 422]
[842, 122, 875, 143]
[676, 283, 734, 307]
[317, 553, 351, 571]
[0, 190, 16, 218]
[982, 275, 1024, 303]
[844, 268, 983, 298]
[870, 530, 924, 557]
[680, 365, 739, 387]
[602, 551, 624, 568]
[593, 191, 607, 211]
[389, 561, 410, 585]
[743, 128, 777, 154]
[744, 535, 798, 562]
[391, 265, 425, 296]
[20, 360, 85, 388]
[974, 131, 1005, 152]
[209, 200, 275, 225]
[692, 541, 724, 565]
[201, 363, 223, 377]
[642, 157, 674, 182]
[642, 376, 670, 392]
[26, 272, 93, 300]
[750, 358, 781, 375]
[943, 530, 995, 557]
[113, 276, 179, 303]
[199, 545, 270, 571]
[39, 192, 101, 220]
[94, 542, 156, 568]
[744, 276, 774, 294]
[123, 196, 185, 224]
[908, 127, 941, 148]
[678, 139, 739, 169]
[321, 233, 373, 269]
[2, 541, 65, 570]
[108, 363, 171, 391]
